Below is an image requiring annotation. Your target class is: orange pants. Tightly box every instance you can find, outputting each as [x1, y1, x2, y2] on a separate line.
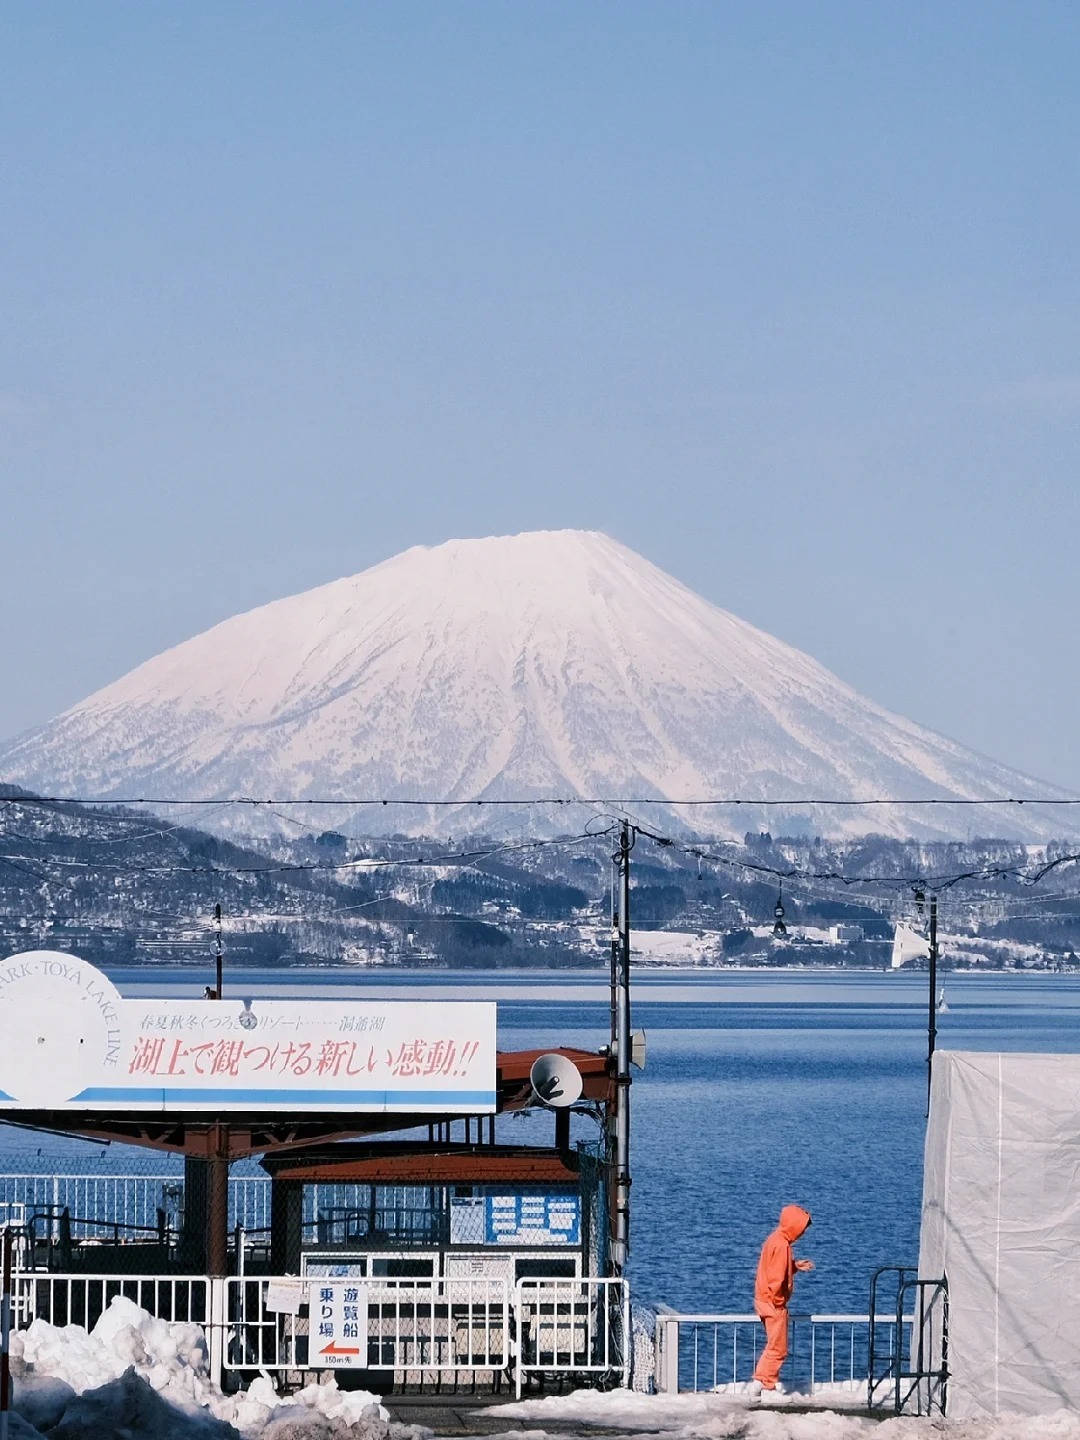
[752, 1311, 788, 1388]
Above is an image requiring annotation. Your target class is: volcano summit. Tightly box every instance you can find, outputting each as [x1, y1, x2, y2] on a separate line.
[1, 530, 1074, 839]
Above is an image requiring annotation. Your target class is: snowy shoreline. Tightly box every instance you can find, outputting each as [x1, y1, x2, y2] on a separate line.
[7, 1298, 1080, 1439]
[484, 1387, 1080, 1437]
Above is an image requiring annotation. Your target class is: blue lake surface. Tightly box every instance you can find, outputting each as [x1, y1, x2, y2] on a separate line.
[5, 965, 1078, 1318]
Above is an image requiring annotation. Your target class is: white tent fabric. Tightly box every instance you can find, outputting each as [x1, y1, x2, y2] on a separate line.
[920, 1050, 1080, 1419]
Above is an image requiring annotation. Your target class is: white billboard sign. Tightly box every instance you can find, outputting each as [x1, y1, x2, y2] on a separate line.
[0, 951, 496, 1114]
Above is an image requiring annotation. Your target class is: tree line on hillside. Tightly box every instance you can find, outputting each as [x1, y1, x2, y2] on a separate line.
[2, 788, 1078, 970]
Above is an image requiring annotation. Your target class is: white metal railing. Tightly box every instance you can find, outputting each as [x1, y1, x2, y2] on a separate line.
[0, 1175, 184, 1236]
[223, 1275, 511, 1377]
[515, 1277, 629, 1398]
[653, 1310, 911, 1396]
[0, 1174, 270, 1235]
[4, 1268, 630, 1395]
[230, 1178, 270, 1231]
[228, 1180, 442, 1237]
[12, 1272, 209, 1334]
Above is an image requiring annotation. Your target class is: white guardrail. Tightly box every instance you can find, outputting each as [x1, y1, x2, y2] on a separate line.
[654, 1310, 911, 1396]
[225, 1275, 512, 1377]
[13, 1273, 210, 1333]
[5, 1253, 899, 1402]
[7, 1269, 628, 1394]
[515, 1277, 629, 1398]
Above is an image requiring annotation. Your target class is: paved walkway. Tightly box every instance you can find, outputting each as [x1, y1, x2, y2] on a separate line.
[384, 1390, 888, 1435]
[385, 1391, 537, 1435]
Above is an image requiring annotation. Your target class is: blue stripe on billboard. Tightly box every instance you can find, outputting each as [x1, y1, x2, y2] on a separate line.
[68, 1086, 497, 1108]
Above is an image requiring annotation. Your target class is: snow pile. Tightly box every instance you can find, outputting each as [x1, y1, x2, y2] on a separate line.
[8, 1295, 391, 1438]
[486, 1387, 1080, 1437]
[38, 1370, 233, 1440]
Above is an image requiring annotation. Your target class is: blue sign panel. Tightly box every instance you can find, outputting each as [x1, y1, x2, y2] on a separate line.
[484, 1191, 581, 1246]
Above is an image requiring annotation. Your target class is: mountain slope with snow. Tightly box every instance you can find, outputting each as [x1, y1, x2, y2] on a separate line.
[1, 530, 1075, 839]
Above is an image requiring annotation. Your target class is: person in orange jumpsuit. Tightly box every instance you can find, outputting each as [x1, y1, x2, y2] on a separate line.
[749, 1204, 814, 1397]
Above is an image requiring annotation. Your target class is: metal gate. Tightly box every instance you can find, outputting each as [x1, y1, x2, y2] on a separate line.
[224, 1275, 511, 1384]
[868, 1266, 948, 1415]
[514, 1277, 629, 1397]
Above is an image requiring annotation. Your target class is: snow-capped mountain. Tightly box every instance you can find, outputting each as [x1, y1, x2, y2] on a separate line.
[2, 530, 1075, 840]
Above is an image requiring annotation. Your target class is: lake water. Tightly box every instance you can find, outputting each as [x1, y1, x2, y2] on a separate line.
[6, 965, 1079, 1318]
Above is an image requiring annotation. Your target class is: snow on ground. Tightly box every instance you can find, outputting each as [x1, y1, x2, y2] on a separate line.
[14, 1298, 1080, 1440]
[484, 1387, 1080, 1437]
[7, 1295, 393, 1439]
[626, 932, 721, 966]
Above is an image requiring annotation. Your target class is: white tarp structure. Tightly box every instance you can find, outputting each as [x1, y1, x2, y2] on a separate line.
[920, 1050, 1080, 1419]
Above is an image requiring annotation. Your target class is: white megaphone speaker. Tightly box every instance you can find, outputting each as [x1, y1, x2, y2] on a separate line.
[529, 1053, 583, 1108]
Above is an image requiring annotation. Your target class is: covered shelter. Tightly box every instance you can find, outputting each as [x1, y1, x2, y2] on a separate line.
[44, 1046, 613, 1278]
[0, 952, 619, 1285]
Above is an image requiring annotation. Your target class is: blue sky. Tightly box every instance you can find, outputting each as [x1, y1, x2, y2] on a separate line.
[2, 2, 1079, 790]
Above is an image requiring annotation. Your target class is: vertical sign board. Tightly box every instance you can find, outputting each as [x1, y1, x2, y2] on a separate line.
[0, 952, 496, 1113]
[308, 1282, 369, 1368]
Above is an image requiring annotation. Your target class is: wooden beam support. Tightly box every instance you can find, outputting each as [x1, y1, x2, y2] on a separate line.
[265, 1144, 579, 1185]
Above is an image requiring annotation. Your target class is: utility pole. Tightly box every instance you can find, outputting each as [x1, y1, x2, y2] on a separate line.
[926, 893, 938, 1116]
[213, 903, 223, 1000]
[609, 820, 633, 1274]
[609, 863, 618, 1075]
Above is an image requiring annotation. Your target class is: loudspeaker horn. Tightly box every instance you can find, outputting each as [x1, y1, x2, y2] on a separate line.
[529, 1053, 584, 1108]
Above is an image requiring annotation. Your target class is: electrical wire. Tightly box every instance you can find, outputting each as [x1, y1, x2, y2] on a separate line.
[4, 784, 1080, 929]
[631, 823, 1080, 894]
[0, 824, 616, 879]
[3, 793, 1080, 809]
[0, 853, 51, 884]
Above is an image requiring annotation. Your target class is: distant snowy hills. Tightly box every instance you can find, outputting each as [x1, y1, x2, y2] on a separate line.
[2, 530, 1076, 840]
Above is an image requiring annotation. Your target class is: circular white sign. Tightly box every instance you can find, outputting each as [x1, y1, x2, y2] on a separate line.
[0, 951, 122, 1106]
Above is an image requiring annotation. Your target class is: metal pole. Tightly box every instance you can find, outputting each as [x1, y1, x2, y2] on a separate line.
[207, 1127, 229, 1393]
[613, 821, 632, 1273]
[0, 1227, 12, 1440]
[208, 1157, 230, 1276]
[927, 894, 938, 1116]
[607, 843, 619, 1262]
[609, 863, 618, 1063]
[214, 903, 223, 1000]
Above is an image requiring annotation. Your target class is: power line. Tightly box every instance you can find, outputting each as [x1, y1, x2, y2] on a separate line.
[3, 794, 1080, 810]
[2, 825, 1077, 897]
[0, 854, 51, 884]
[632, 824, 1080, 894]
[4, 791, 1080, 906]
[0, 824, 616, 879]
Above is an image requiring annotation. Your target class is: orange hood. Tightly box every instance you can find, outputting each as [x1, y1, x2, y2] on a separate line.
[779, 1204, 811, 1241]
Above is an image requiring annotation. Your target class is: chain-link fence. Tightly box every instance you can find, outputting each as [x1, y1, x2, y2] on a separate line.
[578, 1149, 608, 1278]
[0, 1134, 625, 1396]
[0, 1138, 249, 1278]
[0, 1137, 608, 1284]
